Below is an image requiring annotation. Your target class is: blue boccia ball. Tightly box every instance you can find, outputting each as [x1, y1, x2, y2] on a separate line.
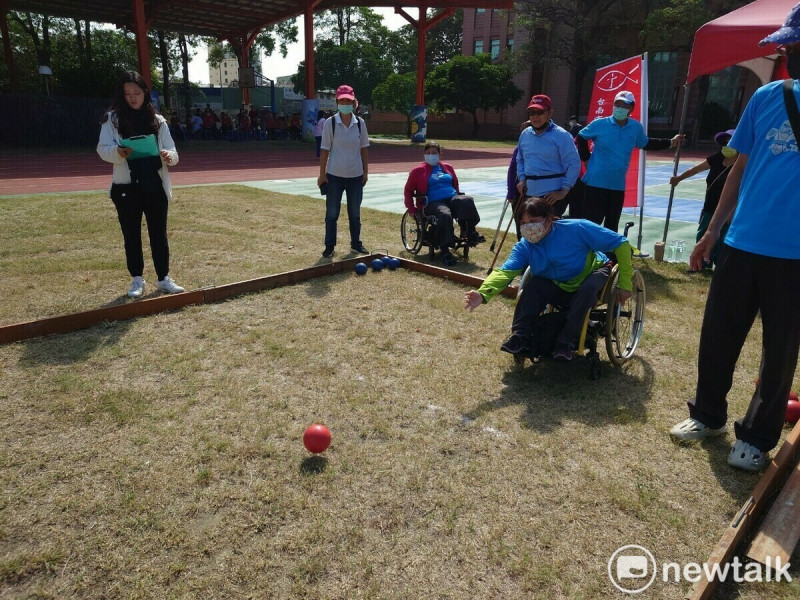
[371, 258, 384, 272]
[381, 256, 392, 266]
[389, 257, 402, 270]
[354, 262, 368, 275]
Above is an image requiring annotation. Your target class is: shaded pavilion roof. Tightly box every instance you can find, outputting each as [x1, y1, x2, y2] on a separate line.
[6, 1, 512, 39]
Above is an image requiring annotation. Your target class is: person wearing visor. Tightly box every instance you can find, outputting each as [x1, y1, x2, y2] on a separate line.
[576, 90, 682, 231]
[403, 141, 484, 266]
[464, 197, 633, 361]
[669, 2, 800, 472]
[515, 94, 580, 221]
[670, 129, 738, 269]
[318, 84, 370, 258]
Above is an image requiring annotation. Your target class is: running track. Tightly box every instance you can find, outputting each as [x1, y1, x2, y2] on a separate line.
[0, 143, 703, 196]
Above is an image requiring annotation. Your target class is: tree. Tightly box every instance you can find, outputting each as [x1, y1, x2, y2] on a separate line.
[426, 54, 522, 136]
[372, 72, 417, 135]
[292, 39, 393, 105]
[207, 19, 298, 79]
[392, 9, 464, 73]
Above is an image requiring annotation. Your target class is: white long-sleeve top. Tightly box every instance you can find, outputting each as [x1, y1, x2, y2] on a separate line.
[96, 111, 179, 200]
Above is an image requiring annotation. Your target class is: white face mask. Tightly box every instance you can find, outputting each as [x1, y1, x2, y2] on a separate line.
[424, 154, 440, 166]
[520, 221, 549, 244]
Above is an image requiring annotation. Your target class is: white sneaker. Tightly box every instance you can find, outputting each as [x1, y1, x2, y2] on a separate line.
[127, 276, 145, 298]
[157, 275, 185, 294]
[727, 439, 767, 472]
[669, 417, 728, 441]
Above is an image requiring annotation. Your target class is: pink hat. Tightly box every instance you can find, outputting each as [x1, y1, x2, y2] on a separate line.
[527, 94, 552, 111]
[335, 84, 355, 100]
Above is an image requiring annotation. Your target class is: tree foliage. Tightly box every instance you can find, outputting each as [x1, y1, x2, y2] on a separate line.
[392, 9, 464, 73]
[207, 18, 298, 77]
[372, 72, 417, 135]
[426, 54, 522, 136]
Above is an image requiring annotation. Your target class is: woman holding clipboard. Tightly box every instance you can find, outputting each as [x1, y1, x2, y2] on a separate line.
[97, 71, 184, 298]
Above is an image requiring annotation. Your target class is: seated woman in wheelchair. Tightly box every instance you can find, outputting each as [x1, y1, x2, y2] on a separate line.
[404, 141, 484, 266]
[464, 198, 633, 361]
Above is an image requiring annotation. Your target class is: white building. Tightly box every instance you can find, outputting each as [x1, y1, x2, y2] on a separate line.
[209, 53, 239, 88]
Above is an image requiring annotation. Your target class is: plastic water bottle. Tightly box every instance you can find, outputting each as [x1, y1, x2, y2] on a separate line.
[667, 241, 678, 262]
[675, 240, 685, 263]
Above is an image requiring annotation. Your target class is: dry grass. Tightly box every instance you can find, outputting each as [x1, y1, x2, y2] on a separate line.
[1, 186, 800, 599]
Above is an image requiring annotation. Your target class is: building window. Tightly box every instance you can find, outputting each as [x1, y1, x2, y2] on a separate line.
[476, 8, 485, 14]
[707, 66, 741, 121]
[490, 39, 500, 60]
[648, 51, 678, 123]
[506, 37, 514, 50]
[474, 40, 484, 55]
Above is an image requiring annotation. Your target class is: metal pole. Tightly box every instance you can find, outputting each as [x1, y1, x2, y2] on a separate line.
[663, 82, 691, 243]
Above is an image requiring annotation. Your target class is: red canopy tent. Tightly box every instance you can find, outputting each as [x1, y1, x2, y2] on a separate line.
[662, 0, 797, 242]
[686, 0, 797, 85]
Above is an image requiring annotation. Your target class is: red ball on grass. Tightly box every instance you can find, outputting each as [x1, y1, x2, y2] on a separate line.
[303, 424, 331, 453]
[786, 400, 800, 425]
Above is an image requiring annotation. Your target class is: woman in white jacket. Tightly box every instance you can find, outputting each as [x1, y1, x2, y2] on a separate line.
[97, 71, 184, 298]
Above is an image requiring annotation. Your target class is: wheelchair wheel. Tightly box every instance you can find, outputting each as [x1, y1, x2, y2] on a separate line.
[603, 268, 646, 365]
[401, 210, 424, 254]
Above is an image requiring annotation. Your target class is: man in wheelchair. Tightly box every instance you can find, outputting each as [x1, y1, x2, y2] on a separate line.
[404, 141, 484, 266]
[464, 198, 633, 361]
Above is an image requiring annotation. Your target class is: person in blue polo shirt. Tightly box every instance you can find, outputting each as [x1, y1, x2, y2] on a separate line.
[515, 94, 580, 223]
[464, 197, 633, 361]
[577, 91, 682, 232]
[670, 2, 800, 472]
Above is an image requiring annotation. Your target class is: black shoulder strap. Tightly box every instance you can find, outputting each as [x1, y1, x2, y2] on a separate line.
[783, 79, 800, 143]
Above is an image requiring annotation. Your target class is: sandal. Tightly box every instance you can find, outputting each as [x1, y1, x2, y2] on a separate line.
[727, 439, 766, 472]
[669, 417, 727, 441]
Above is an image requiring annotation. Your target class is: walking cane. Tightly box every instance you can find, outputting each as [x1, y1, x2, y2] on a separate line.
[489, 197, 510, 252]
[486, 193, 525, 275]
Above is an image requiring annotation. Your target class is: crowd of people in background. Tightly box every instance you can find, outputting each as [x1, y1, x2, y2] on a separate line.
[167, 102, 313, 143]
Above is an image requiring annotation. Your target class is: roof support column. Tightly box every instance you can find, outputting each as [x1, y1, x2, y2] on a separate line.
[0, 0, 17, 90]
[131, 0, 152, 88]
[396, 5, 453, 106]
[303, 0, 322, 99]
[239, 30, 258, 105]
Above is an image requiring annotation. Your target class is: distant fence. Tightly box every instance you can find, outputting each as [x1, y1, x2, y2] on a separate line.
[0, 94, 109, 148]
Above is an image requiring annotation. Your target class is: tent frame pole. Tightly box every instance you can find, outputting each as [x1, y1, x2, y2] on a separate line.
[663, 81, 691, 242]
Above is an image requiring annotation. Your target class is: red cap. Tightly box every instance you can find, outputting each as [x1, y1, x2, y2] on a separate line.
[335, 84, 355, 100]
[527, 94, 552, 111]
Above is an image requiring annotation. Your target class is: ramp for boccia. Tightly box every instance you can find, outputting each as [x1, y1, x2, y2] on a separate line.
[0, 255, 517, 345]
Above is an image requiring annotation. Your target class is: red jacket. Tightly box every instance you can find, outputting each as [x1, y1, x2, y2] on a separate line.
[403, 161, 460, 212]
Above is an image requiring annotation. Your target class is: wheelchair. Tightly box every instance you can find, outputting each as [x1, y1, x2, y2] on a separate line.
[513, 261, 646, 379]
[400, 194, 474, 261]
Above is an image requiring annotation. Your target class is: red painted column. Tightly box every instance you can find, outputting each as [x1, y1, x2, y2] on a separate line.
[0, 0, 17, 90]
[240, 45, 250, 105]
[415, 5, 427, 105]
[131, 0, 152, 88]
[304, 4, 316, 99]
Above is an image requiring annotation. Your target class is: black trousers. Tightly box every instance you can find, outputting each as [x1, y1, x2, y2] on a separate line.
[512, 266, 611, 349]
[424, 195, 480, 250]
[688, 245, 800, 451]
[583, 184, 625, 232]
[110, 183, 170, 280]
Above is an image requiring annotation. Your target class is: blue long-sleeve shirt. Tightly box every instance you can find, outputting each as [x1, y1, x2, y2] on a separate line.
[516, 121, 580, 197]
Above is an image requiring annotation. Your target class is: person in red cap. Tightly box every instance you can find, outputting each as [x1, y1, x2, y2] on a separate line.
[318, 84, 370, 257]
[514, 94, 580, 224]
[670, 2, 800, 472]
[576, 90, 682, 231]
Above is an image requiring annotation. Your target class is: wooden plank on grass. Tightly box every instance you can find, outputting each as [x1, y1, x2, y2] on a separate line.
[0, 291, 205, 345]
[689, 419, 800, 600]
[397, 258, 518, 299]
[746, 456, 800, 566]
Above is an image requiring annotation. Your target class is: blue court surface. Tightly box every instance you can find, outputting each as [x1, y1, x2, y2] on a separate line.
[244, 160, 710, 262]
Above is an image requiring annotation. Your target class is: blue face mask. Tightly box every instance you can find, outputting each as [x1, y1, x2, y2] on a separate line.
[338, 104, 353, 114]
[424, 154, 440, 166]
[613, 106, 630, 121]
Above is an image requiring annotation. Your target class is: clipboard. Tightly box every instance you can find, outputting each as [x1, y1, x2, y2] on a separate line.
[119, 134, 159, 160]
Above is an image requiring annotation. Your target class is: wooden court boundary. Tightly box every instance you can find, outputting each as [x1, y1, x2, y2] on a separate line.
[0, 255, 517, 345]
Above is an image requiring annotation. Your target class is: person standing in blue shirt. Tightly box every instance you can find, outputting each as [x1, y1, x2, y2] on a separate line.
[669, 2, 800, 472]
[515, 94, 580, 216]
[577, 91, 682, 231]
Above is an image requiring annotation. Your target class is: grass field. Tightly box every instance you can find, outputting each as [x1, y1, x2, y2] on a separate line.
[1, 185, 799, 599]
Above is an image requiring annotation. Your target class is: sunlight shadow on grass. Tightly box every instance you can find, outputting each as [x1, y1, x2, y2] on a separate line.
[300, 455, 328, 474]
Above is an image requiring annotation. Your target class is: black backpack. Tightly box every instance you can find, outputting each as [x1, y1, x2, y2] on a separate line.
[329, 115, 362, 141]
